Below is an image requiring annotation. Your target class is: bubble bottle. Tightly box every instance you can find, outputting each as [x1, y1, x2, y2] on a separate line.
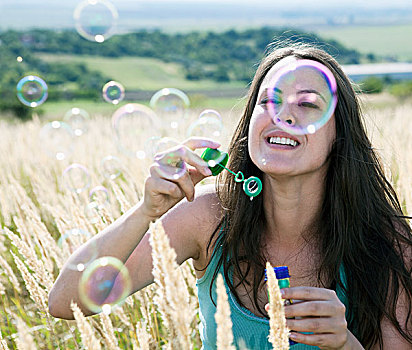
[265, 265, 297, 346]
[201, 148, 262, 199]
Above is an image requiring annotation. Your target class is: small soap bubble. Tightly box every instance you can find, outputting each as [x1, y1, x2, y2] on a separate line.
[150, 88, 190, 130]
[84, 201, 103, 224]
[102, 81, 125, 105]
[154, 150, 187, 180]
[39, 121, 74, 160]
[79, 256, 132, 313]
[267, 59, 337, 135]
[62, 163, 91, 194]
[74, 0, 118, 43]
[100, 155, 123, 180]
[17, 75, 48, 107]
[64, 108, 90, 137]
[89, 186, 110, 206]
[187, 115, 223, 140]
[112, 103, 161, 159]
[58, 228, 97, 271]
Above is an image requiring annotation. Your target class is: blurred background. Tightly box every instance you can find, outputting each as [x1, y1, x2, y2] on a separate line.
[0, 0, 411, 120]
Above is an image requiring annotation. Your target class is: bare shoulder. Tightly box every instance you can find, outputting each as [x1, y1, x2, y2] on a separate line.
[161, 183, 223, 261]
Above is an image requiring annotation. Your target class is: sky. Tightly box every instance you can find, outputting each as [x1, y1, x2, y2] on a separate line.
[0, 0, 410, 32]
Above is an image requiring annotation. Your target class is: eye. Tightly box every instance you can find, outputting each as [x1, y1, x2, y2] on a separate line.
[259, 96, 282, 106]
[298, 101, 320, 109]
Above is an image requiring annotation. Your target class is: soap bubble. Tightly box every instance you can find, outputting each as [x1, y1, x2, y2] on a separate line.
[62, 163, 91, 194]
[102, 81, 125, 105]
[150, 88, 190, 130]
[85, 186, 110, 224]
[17, 75, 48, 107]
[58, 228, 97, 272]
[64, 108, 90, 137]
[89, 186, 110, 206]
[145, 137, 180, 160]
[112, 103, 161, 159]
[39, 121, 74, 160]
[100, 155, 123, 180]
[79, 256, 132, 314]
[198, 109, 222, 122]
[187, 115, 223, 140]
[154, 148, 187, 180]
[74, 0, 118, 43]
[267, 59, 337, 135]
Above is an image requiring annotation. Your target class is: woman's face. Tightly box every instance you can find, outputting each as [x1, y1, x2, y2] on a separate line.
[248, 56, 337, 178]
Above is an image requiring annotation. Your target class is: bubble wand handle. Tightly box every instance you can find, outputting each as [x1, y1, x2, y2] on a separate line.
[201, 147, 263, 199]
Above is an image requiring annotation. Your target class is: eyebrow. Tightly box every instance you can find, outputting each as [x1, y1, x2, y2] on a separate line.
[297, 89, 326, 103]
[264, 87, 327, 103]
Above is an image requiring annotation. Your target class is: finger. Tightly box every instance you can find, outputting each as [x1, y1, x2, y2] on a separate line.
[173, 171, 196, 202]
[282, 287, 338, 301]
[145, 175, 183, 199]
[286, 317, 336, 334]
[151, 165, 195, 202]
[155, 146, 212, 177]
[188, 168, 208, 186]
[182, 137, 221, 151]
[289, 330, 348, 348]
[284, 300, 339, 318]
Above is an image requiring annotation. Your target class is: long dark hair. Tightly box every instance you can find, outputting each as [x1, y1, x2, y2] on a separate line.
[204, 44, 412, 349]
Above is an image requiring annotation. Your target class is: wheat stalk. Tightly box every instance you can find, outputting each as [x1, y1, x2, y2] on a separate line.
[71, 302, 102, 350]
[0, 254, 22, 293]
[266, 262, 290, 350]
[99, 313, 120, 350]
[15, 317, 36, 350]
[149, 221, 192, 349]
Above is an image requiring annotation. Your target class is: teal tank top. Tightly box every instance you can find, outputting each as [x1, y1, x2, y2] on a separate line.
[196, 242, 349, 350]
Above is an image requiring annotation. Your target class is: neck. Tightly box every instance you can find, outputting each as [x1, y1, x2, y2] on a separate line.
[262, 172, 325, 248]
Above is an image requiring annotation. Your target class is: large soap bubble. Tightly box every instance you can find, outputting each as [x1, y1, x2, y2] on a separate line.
[39, 121, 74, 160]
[79, 256, 132, 314]
[266, 59, 337, 135]
[150, 88, 190, 130]
[112, 103, 161, 159]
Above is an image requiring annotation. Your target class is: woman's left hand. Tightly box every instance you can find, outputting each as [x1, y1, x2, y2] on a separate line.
[277, 286, 349, 349]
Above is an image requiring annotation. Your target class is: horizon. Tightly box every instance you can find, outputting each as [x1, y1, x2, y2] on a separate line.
[1, 0, 411, 32]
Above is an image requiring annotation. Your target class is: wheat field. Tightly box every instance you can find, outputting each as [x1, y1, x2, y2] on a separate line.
[0, 97, 411, 349]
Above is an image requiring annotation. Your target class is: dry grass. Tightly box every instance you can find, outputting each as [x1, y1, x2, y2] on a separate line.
[0, 100, 411, 349]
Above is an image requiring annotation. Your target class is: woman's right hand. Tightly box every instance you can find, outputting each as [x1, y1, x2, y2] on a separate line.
[141, 137, 221, 221]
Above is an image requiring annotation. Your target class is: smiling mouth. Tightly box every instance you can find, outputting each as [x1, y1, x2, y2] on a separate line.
[266, 136, 300, 147]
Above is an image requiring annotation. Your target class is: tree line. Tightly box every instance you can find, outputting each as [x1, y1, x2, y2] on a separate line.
[0, 27, 368, 119]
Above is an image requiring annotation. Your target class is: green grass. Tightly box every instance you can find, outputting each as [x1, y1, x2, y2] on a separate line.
[316, 24, 412, 61]
[36, 54, 247, 91]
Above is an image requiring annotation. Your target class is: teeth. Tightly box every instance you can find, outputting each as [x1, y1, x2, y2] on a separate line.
[269, 137, 298, 147]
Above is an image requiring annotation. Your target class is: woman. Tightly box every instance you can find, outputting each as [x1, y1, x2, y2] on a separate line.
[48, 45, 412, 349]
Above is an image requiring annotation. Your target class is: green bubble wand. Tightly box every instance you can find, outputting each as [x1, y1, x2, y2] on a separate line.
[201, 148, 262, 200]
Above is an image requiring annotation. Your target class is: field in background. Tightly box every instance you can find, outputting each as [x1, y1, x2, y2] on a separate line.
[37, 54, 248, 91]
[315, 24, 412, 61]
[0, 90, 411, 348]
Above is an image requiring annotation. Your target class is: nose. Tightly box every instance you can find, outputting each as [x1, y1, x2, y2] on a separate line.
[273, 104, 296, 126]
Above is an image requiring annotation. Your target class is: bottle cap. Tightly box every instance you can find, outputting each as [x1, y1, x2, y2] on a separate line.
[264, 265, 291, 281]
[201, 148, 229, 176]
[274, 266, 290, 280]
